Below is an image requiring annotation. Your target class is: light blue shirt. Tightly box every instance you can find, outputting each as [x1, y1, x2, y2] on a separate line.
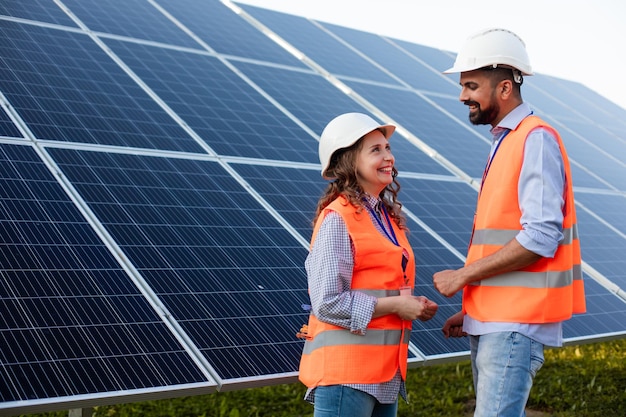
[464, 102, 565, 347]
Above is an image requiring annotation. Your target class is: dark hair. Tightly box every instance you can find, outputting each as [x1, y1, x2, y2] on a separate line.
[480, 66, 523, 95]
[312, 132, 407, 230]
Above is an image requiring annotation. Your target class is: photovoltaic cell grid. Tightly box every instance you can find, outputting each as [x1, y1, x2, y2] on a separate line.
[0, 0, 624, 413]
[0, 20, 204, 152]
[61, 0, 203, 49]
[233, 62, 369, 140]
[558, 129, 625, 191]
[564, 277, 626, 339]
[0, 0, 79, 27]
[237, 4, 400, 85]
[48, 148, 312, 381]
[527, 73, 626, 132]
[398, 178, 476, 254]
[561, 118, 626, 163]
[0, 107, 21, 138]
[576, 193, 626, 237]
[233, 61, 452, 175]
[102, 38, 320, 163]
[318, 21, 461, 97]
[575, 207, 626, 289]
[567, 163, 616, 191]
[157, 0, 307, 68]
[0, 143, 214, 405]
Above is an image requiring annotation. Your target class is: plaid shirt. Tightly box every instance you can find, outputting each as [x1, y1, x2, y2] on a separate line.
[303, 194, 407, 405]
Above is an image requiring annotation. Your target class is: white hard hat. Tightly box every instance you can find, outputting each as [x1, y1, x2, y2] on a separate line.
[443, 28, 533, 77]
[319, 112, 395, 180]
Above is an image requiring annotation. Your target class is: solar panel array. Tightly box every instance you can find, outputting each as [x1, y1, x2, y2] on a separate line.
[0, 0, 625, 414]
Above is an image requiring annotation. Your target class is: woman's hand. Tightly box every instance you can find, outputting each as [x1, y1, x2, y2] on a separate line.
[375, 295, 438, 321]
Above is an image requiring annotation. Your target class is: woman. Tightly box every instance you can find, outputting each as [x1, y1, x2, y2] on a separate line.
[298, 112, 438, 417]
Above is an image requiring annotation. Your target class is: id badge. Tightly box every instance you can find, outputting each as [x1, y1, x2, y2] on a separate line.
[399, 286, 412, 296]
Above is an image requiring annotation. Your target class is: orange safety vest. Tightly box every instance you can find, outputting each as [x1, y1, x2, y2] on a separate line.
[464, 115, 586, 323]
[299, 196, 415, 387]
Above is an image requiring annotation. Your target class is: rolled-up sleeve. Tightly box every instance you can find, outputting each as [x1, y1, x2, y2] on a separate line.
[516, 128, 565, 258]
[305, 211, 377, 335]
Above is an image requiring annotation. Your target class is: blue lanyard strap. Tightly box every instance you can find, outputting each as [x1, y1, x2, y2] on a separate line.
[481, 112, 534, 190]
[364, 199, 409, 284]
[364, 200, 399, 246]
[480, 129, 510, 191]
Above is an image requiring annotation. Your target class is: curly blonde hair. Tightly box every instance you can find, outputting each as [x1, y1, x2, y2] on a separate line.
[313, 132, 407, 231]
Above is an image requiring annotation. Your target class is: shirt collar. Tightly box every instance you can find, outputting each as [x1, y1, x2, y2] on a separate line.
[489, 102, 532, 139]
[360, 193, 381, 210]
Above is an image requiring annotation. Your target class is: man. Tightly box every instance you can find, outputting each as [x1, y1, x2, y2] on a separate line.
[433, 28, 586, 417]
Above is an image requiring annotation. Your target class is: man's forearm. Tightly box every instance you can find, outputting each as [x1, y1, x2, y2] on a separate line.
[461, 238, 542, 285]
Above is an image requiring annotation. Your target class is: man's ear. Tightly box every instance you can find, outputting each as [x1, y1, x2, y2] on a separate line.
[499, 79, 513, 99]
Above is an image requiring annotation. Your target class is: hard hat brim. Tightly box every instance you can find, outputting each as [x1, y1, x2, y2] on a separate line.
[442, 63, 533, 75]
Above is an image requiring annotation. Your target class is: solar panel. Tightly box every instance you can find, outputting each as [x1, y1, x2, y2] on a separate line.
[238, 4, 400, 85]
[230, 163, 320, 239]
[102, 38, 320, 162]
[0, 0, 624, 414]
[0, 143, 215, 414]
[47, 147, 311, 384]
[562, 118, 626, 165]
[0, 106, 21, 138]
[563, 277, 626, 340]
[557, 128, 626, 190]
[0, 20, 203, 151]
[158, 0, 307, 68]
[527, 73, 626, 129]
[319, 21, 461, 96]
[0, 0, 79, 26]
[61, 0, 203, 49]
[575, 203, 626, 289]
[568, 160, 618, 190]
[576, 192, 626, 235]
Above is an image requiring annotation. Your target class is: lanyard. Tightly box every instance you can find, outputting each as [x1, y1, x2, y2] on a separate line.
[364, 200, 409, 283]
[481, 112, 533, 191]
[471, 129, 510, 252]
[364, 200, 399, 246]
[471, 112, 532, 250]
[480, 129, 510, 191]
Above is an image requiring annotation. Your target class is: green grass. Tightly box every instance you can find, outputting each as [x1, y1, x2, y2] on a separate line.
[20, 338, 626, 417]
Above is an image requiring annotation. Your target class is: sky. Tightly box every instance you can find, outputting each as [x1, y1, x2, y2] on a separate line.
[234, 0, 626, 111]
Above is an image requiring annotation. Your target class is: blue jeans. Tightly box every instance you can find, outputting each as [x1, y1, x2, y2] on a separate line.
[470, 332, 545, 417]
[313, 385, 398, 417]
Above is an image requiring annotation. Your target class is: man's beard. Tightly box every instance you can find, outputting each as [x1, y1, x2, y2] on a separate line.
[465, 100, 499, 125]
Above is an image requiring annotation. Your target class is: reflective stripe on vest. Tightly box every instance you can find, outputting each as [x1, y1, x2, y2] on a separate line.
[360, 289, 402, 297]
[302, 328, 410, 355]
[472, 225, 578, 246]
[470, 225, 582, 288]
[469, 267, 581, 288]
